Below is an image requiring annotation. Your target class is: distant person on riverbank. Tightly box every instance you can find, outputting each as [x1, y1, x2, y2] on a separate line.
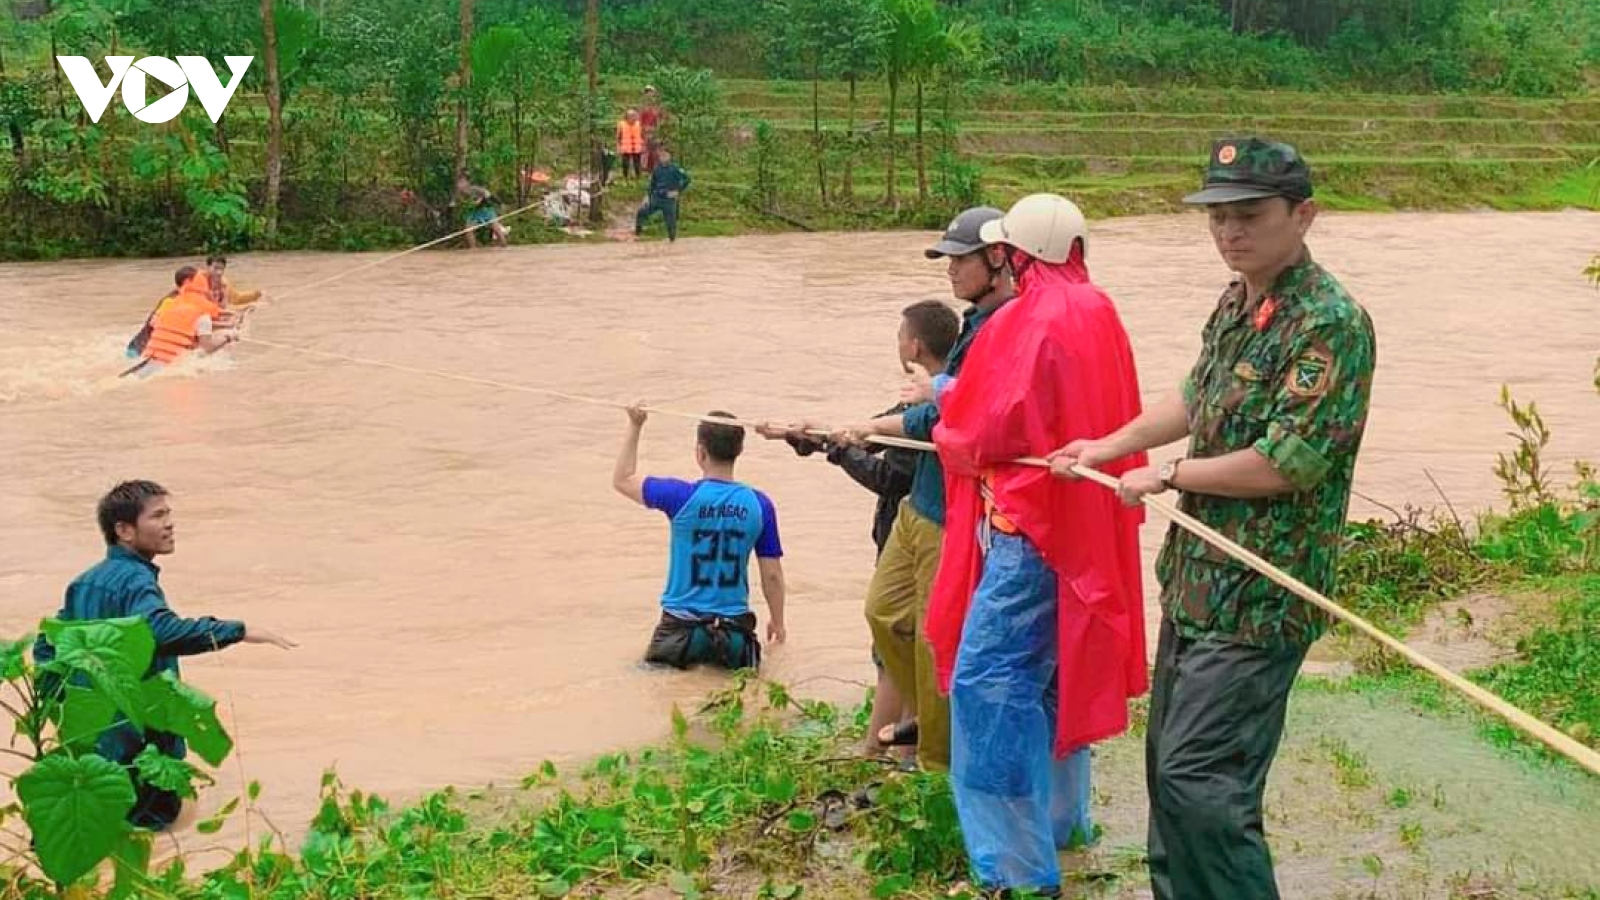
[617, 108, 644, 181]
[613, 406, 787, 671]
[634, 147, 691, 242]
[1052, 137, 1378, 900]
[457, 177, 509, 248]
[640, 85, 665, 171]
[32, 480, 296, 832]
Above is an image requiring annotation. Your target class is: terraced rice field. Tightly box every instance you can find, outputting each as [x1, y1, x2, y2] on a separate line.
[670, 80, 1600, 225]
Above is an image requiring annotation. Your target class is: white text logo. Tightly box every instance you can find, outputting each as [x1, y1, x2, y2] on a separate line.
[56, 56, 253, 124]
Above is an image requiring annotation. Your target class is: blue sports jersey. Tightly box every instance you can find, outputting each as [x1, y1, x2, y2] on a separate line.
[643, 477, 783, 618]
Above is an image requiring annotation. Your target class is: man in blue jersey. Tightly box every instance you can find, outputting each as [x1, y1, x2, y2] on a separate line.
[614, 407, 787, 670]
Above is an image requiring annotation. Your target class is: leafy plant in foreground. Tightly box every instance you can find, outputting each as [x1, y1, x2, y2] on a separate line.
[0, 616, 232, 893]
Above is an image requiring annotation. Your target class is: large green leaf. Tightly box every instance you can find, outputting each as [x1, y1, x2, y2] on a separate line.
[0, 636, 30, 680]
[15, 753, 136, 886]
[133, 745, 201, 799]
[41, 618, 156, 732]
[140, 673, 232, 767]
[58, 684, 118, 754]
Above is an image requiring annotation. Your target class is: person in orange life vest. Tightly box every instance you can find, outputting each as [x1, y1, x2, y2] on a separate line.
[925, 193, 1149, 896]
[640, 85, 665, 171]
[127, 270, 240, 377]
[125, 265, 199, 359]
[617, 109, 645, 181]
[206, 254, 263, 309]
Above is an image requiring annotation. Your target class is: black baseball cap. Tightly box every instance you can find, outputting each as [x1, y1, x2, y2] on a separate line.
[1183, 137, 1314, 205]
[925, 206, 1005, 259]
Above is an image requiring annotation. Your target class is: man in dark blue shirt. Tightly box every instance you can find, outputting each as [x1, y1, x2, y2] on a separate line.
[33, 480, 296, 832]
[634, 146, 692, 242]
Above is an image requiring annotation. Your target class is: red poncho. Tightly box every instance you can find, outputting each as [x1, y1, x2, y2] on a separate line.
[927, 248, 1151, 757]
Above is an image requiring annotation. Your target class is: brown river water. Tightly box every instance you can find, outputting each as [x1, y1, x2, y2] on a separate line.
[1, 211, 1597, 864]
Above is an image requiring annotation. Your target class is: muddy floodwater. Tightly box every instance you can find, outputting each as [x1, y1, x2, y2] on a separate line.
[2, 211, 1597, 869]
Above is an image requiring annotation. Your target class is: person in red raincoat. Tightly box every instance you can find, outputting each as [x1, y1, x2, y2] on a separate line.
[926, 193, 1150, 896]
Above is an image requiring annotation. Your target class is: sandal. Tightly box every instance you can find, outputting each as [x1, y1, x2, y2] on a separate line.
[877, 720, 919, 747]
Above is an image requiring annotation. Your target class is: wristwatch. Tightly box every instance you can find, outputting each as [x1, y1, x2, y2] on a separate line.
[1158, 458, 1182, 492]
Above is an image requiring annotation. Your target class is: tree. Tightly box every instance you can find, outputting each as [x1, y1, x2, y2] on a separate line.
[261, 0, 283, 242]
[911, 16, 979, 203]
[880, 0, 954, 205]
[452, 0, 474, 226]
[585, 0, 601, 225]
[770, 0, 834, 203]
[822, 0, 887, 203]
[471, 10, 577, 205]
[878, 0, 927, 206]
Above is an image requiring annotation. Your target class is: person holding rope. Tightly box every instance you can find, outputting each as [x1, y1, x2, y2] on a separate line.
[206, 254, 264, 309]
[755, 408, 918, 761]
[457, 176, 510, 248]
[1052, 137, 1378, 900]
[123, 269, 243, 378]
[755, 299, 960, 761]
[923, 194, 1148, 898]
[614, 406, 787, 670]
[834, 206, 1016, 770]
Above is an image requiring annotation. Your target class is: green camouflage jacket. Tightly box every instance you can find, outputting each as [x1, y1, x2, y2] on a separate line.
[1155, 254, 1377, 648]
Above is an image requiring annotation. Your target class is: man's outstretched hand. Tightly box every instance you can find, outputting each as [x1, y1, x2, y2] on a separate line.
[243, 626, 298, 650]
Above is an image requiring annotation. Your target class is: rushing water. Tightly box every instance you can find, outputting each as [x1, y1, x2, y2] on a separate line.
[2, 210, 1597, 866]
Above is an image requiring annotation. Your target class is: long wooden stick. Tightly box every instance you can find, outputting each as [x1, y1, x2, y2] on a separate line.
[234, 341, 1600, 777]
[856, 432, 1600, 777]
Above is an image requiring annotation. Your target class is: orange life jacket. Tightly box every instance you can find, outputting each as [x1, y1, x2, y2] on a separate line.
[143, 272, 222, 364]
[616, 119, 643, 154]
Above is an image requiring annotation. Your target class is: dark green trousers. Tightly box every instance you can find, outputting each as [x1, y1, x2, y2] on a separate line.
[1146, 617, 1307, 900]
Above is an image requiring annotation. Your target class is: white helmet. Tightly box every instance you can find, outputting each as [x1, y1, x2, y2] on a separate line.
[978, 193, 1087, 264]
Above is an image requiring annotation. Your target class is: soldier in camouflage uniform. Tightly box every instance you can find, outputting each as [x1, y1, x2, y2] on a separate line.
[1050, 137, 1377, 900]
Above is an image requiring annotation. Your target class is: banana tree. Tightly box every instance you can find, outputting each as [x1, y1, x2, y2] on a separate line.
[821, 0, 886, 203]
[878, 0, 942, 207]
[471, 8, 577, 205]
[912, 17, 979, 203]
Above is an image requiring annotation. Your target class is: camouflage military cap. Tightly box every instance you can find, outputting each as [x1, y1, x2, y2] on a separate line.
[1183, 137, 1313, 205]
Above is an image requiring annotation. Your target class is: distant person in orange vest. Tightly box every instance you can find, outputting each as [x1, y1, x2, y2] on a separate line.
[617, 108, 644, 181]
[640, 85, 665, 171]
[123, 270, 240, 378]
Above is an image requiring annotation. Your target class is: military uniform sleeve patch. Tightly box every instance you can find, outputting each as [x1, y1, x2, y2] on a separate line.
[1287, 348, 1333, 398]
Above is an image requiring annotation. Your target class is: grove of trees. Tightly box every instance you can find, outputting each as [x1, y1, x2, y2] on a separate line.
[0, 0, 1594, 258]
